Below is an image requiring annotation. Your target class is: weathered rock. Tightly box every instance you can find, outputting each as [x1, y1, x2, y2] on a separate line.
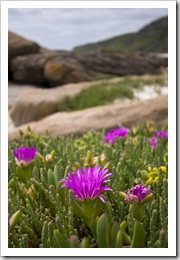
[9, 48, 168, 87]
[8, 81, 37, 109]
[9, 75, 167, 127]
[8, 31, 41, 79]
[74, 50, 168, 76]
[43, 57, 101, 87]
[9, 80, 97, 126]
[8, 31, 40, 60]
[8, 95, 168, 141]
[10, 53, 52, 84]
[10, 50, 102, 86]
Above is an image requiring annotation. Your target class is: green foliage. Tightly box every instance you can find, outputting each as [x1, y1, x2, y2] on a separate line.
[74, 17, 167, 53]
[57, 77, 166, 112]
[130, 220, 145, 248]
[8, 122, 168, 248]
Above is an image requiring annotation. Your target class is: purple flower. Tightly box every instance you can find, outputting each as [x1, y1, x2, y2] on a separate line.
[149, 137, 158, 148]
[60, 166, 112, 203]
[14, 147, 37, 165]
[154, 131, 168, 140]
[125, 184, 152, 203]
[149, 130, 168, 148]
[105, 128, 129, 144]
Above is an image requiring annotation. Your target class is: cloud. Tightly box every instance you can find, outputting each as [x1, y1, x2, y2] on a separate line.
[8, 8, 168, 50]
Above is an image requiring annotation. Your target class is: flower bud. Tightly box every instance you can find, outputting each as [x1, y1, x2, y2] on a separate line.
[45, 154, 53, 162]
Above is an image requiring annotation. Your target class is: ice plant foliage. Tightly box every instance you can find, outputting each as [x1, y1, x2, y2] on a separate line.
[14, 147, 37, 165]
[125, 184, 153, 203]
[105, 128, 129, 143]
[8, 126, 168, 248]
[60, 166, 112, 203]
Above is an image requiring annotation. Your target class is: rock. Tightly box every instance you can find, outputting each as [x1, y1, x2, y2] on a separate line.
[74, 50, 168, 76]
[8, 31, 40, 61]
[8, 112, 15, 131]
[9, 48, 168, 87]
[43, 57, 101, 87]
[10, 51, 103, 86]
[9, 75, 167, 127]
[8, 95, 168, 141]
[8, 81, 37, 109]
[9, 81, 97, 126]
[8, 31, 41, 79]
[9, 50, 61, 84]
[10, 53, 51, 84]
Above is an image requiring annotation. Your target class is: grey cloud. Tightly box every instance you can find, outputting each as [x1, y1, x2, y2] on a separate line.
[8, 8, 168, 50]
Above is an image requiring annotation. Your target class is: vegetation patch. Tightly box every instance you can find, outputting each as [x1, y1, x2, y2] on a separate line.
[74, 16, 167, 53]
[8, 121, 168, 248]
[57, 77, 167, 112]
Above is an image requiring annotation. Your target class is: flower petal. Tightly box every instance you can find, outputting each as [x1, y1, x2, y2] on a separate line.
[60, 166, 112, 202]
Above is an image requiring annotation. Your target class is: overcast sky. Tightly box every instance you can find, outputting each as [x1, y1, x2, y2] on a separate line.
[8, 8, 168, 50]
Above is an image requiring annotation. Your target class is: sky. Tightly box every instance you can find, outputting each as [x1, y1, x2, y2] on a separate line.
[8, 8, 168, 51]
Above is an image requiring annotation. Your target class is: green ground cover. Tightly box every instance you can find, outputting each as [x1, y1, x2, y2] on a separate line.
[8, 122, 168, 248]
[57, 77, 167, 112]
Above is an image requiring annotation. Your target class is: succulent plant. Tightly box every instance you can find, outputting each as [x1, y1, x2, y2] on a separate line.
[8, 123, 168, 248]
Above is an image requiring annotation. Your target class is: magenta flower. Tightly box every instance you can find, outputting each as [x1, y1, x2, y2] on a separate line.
[125, 184, 152, 203]
[14, 147, 37, 165]
[105, 128, 129, 144]
[60, 166, 112, 203]
[154, 131, 168, 140]
[149, 137, 158, 148]
[149, 130, 168, 148]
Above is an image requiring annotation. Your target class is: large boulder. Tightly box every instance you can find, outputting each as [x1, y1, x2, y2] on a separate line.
[10, 50, 104, 86]
[8, 31, 41, 79]
[8, 82, 36, 110]
[8, 31, 40, 61]
[10, 53, 49, 84]
[9, 80, 96, 126]
[43, 57, 101, 87]
[9, 48, 168, 87]
[74, 50, 168, 76]
[8, 95, 168, 141]
[9, 75, 167, 127]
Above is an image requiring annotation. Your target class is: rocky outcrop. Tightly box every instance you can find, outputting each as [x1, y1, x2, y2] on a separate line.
[8, 81, 37, 109]
[9, 32, 168, 87]
[8, 31, 40, 61]
[8, 95, 168, 141]
[8, 31, 41, 79]
[10, 53, 49, 84]
[10, 50, 104, 86]
[9, 80, 97, 126]
[9, 75, 168, 127]
[74, 51, 167, 75]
